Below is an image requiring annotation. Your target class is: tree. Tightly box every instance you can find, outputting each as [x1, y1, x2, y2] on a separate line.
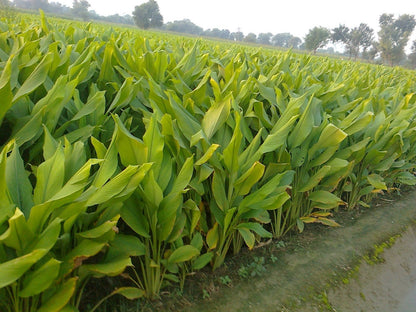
[14, 0, 49, 10]
[288, 36, 302, 49]
[133, 0, 163, 29]
[272, 33, 302, 49]
[332, 24, 374, 59]
[356, 23, 374, 53]
[347, 24, 374, 59]
[409, 40, 416, 68]
[0, 0, 15, 19]
[362, 41, 379, 62]
[164, 19, 203, 35]
[257, 32, 272, 45]
[231, 31, 244, 42]
[244, 33, 257, 43]
[378, 14, 416, 66]
[332, 24, 350, 44]
[0, 0, 10, 7]
[72, 0, 90, 21]
[203, 28, 231, 40]
[304, 27, 330, 53]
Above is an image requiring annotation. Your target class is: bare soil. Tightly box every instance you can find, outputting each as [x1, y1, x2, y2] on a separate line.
[321, 224, 416, 312]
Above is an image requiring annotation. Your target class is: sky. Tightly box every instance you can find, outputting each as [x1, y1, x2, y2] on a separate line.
[57, 0, 416, 45]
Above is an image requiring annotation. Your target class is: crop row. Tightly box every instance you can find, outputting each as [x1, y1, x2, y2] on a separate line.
[0, 12, 416, 311]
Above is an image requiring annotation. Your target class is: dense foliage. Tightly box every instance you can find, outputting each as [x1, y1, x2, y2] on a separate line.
[1, 12, 416, 310]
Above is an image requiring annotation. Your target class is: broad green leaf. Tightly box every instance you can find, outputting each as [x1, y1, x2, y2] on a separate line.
[190, 232, 204, 250]
[192, 252, 214, 270]
[37, 277, 77, 312]
[168, 245, 200, 263]
[112, 287, 145, 300]
[142, 170, 164, 207]
[198, 163, 214, 183]
[396, 172, 416, 186]
[236, 223, 272, 238]
[212, 170, 228, 211]
[6, 144, 34, 216]
[91, 137, 107, 159]
[239, 170, 295, 209]
[33, 146, 65, 205]
[318, 217, 341, 227]
[248, 192, 291, 211]
[113, 115, 147, 166]
[343, 112, 374, 135]
[223, 112, 243, 174]
[84, 257, 132, 276]
[238, 227, 255, 249]
[259, 115, 298, 154]
[107, 234, 146, 258]
[13, 108, 45, 147]
[308, 190, 344, 207]
[367, 174, 387, 190]
[309, 124, 347, 158]
[157, 193, 182, 241]
[202, 96, 231, 139]
[169, 156, 194, 195]
[297, 219, 305, 232]
[0, 143, 12, 207]
[13, 53, 54, 102]
[206, 223, 219, 250]
[0, 208, 34, 252]
[195, 144, 220, 166]
[288, 96, 315, 148]
[71, 90, 105, 122]
[88, 165, 150, 206]
[77, 219, 118, 239]
[107, 77, 135, 112]
[92, 129, 119, 188]
[19, 258, 61, 297]
[0, 54, 14, 124]
[143, 116, 164, 167]
[0, 249, 46, 288]
[299, 166, 331, 192]
[257, 81, 277, 107]
[121, 200, 150, 238]
[47, 158, 100, 205]
[28, 218, 61, 252]
[43, 126, 59, 160]
[234, 161, 265, 196]
[62, 240, 106, 275]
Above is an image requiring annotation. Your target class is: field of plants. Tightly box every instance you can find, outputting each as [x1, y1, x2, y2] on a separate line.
[1, 11, 416, 312]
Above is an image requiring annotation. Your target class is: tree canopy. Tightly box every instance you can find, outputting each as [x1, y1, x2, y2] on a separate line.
[332, 24, 374, 59]
[72, 0, 90, 21]
[132, 0, 163, 29]
[163, 19, 202, 35]
[305, 27, 330, 53]
[378, 14, 416, 65]
[244, 33, 257, 43]
[272, 33, 302, 49]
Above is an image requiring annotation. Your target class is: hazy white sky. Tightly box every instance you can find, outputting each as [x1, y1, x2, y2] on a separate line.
[58, 0, 416, 41]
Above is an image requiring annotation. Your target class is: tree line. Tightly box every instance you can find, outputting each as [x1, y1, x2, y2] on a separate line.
[132, 0, 416, 68]
[304, 14, 416, 67]
[3, 0, 134, 25]
[2, 0, 416, 68]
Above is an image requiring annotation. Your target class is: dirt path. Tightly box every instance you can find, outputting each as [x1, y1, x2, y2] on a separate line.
[322, 224, 416, 312]
[183, 191, 416, 312]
